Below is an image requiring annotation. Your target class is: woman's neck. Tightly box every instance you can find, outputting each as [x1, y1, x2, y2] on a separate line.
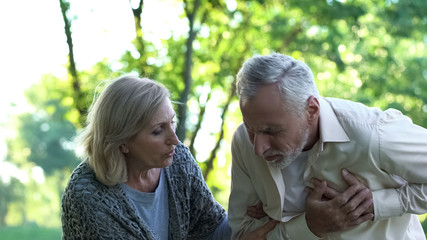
[125, 168, 161, 193]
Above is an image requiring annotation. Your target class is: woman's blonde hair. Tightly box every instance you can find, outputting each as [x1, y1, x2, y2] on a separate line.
[75, 75, 170, 186]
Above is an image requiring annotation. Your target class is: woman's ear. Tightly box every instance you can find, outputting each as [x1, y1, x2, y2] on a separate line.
[120, 144, 129, 154]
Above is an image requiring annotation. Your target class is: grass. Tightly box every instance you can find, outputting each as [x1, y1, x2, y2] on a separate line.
[0, 225, 61, 240]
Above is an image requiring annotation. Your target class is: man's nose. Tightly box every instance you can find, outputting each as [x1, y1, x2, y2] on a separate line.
[253, 133, 270, 157]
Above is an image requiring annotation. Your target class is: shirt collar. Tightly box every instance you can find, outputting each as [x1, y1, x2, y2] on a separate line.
[318, 97, 350, 146]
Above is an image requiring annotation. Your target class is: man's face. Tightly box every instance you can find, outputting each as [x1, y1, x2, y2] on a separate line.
[241, 83, 310, 169]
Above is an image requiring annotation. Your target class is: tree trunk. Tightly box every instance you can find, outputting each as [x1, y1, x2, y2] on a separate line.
[130, 0, 148, 76]
[59, 0, 85, 125]
[203, 84, 236, 180]
[176, 0, 202, 141]
[202, 35, 251, 180]
[189, 92, 211, 156]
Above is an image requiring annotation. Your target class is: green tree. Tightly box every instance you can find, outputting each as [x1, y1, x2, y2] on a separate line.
[0, 178, 25, 226]
[3, 0, 426, 228]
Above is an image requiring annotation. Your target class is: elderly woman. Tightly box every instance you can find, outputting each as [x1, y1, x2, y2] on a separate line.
[61, 75, 231, 239]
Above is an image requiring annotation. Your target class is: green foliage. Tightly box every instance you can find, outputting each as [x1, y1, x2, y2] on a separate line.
[423, 217, 427, 237]
[7, 75, 79, 175]
[3, 0, 427, 228]
[239, 0, 427, 127]
[12, 111, 77, 175]
[0, 178, 25, 226]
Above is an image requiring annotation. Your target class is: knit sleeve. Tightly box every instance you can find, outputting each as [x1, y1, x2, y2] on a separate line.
[61, 164, 108, 239]
[61, 162, 154, 240]
[187, 158, 227, 238]
[166, 143, 227, 239]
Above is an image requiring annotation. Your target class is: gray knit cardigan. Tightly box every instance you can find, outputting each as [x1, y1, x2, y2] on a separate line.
[61, 143, 226, 240]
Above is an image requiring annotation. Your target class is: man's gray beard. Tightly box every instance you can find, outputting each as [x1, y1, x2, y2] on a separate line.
[267, 129, 309, 170]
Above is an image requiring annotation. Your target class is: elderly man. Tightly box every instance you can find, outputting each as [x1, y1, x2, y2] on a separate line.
[228, 53, 427, 239]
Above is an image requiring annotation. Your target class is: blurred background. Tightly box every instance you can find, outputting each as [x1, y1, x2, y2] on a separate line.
[0, 0, 426, 238]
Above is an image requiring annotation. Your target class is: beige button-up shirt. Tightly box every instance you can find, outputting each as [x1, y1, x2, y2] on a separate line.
[228, 97, 427, 239]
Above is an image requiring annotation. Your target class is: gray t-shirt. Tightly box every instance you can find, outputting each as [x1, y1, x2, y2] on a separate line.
[122, 169, 232, 240]
[281, 151, 308, 218]
[122, 169, 169, 239]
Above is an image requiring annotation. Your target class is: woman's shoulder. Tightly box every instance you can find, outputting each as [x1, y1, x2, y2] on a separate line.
[62, 161, 114, 202]
[173, 142, 191, 159]
[66, 161, 96, 187]
[168, 142, 200, 176]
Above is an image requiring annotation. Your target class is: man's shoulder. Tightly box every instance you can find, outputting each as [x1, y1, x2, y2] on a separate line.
[323, 97, 384, 125]
[232, 123, 249, 140]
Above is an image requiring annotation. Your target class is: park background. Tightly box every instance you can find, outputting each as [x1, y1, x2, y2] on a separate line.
[0, 0, 426, 238]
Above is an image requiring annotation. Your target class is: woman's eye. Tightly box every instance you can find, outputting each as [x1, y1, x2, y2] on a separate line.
[152, 128, 162, 135]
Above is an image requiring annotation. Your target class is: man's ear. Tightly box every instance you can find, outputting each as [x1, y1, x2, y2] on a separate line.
[120, 144, 129, 154]
[306, 96, 320, 122]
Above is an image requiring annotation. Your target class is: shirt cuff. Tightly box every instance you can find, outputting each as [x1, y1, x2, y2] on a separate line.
[372, 188, 403, 221]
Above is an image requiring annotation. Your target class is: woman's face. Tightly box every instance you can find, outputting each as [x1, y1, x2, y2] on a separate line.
[124, 99, 179, 170]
